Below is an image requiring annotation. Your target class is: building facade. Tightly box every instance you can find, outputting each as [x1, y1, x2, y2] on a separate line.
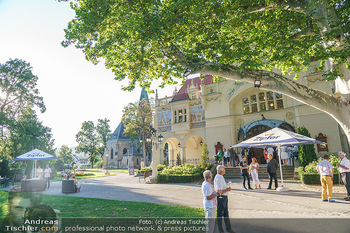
[153, 64, 350, 166]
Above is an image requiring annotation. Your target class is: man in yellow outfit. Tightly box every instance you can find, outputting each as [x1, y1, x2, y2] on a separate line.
[316, 154, 335, 202]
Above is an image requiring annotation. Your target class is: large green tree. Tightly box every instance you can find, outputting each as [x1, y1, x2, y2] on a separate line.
[63, 0, 350, 144]
[58, 145, 74, 165]
[76, 119, 111, 167]
[0, 59, 45, 124]
[75, 120, 100, 168]
[122, 99, 153, 163]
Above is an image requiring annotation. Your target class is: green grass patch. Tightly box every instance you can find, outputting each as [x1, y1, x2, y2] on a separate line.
[0, 190, 203, 218]
[85, 168, 129, 173]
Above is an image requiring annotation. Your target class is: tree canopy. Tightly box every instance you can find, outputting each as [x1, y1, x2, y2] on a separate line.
[63, 0, 350, 142]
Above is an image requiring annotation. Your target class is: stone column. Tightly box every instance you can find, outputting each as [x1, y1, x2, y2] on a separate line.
[181, 146, 186, 164]
[151, 144, 160, 181]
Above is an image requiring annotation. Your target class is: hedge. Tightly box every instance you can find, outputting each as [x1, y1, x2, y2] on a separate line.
[157, 173, 202, 183]
[298, 167, 340, 184]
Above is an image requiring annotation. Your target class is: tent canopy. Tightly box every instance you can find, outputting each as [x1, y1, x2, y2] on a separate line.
[11, 149, 58, 161]
[233, 127, 324, 148]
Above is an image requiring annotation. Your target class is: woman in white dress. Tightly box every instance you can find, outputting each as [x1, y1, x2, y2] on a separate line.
[250, 157, 261, 189]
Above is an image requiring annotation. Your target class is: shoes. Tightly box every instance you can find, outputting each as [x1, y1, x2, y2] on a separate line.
[322, 199, 328, 202]
[329, 199, 335, 202]
[345, 197, 350, 201]
[244, 187, 247, 190]
[248, 188, 253, 190]
[267, 188, 271, 190]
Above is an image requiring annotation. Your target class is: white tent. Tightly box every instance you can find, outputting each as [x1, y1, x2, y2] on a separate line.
[12, 149, 58, 178]
[233, 127, 324, 191]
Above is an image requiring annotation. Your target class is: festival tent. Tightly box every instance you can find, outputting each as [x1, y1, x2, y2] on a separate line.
[12, 149, 58, 178]
[233, 127, 324, 191]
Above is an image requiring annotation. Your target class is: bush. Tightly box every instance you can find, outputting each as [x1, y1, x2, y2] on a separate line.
[158, 164, 206, 183]
[138, 165, 166, 173]
[200, 142, 210, 168]
[297, 126, 318, 167]
[298, 155, 341, 184]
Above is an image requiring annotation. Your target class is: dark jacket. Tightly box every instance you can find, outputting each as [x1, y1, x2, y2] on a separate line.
[267, 159, 278, 174]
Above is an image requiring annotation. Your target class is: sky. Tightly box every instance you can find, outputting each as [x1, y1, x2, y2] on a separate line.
[0, 0, 179, 148]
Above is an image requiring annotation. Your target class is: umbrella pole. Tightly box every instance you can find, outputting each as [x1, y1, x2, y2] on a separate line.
[278, 145, 284, 187]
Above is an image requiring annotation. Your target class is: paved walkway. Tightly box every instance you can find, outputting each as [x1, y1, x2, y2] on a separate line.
[16, 172, 349, 218]
[4, 173, 350, 232]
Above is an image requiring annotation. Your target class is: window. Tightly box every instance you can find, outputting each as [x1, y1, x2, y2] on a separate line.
[275, 93, 284, 109]
[110, 149, 114, 160]
[242, 92, 284, 114]
[123, 148, 127, 154]
[243, 98, 249, 114]
[174, 108, 187, 123]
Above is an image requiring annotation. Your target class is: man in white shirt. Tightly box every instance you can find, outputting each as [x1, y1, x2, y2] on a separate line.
[337, 151, 350, 201]
[316, 154, 334, 202]
[214, 165, 235, 233]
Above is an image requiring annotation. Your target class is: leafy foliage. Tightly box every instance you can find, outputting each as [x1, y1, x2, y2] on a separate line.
[297, 126, 318, 167]
[158, 164, 206, 183]
[122, 99, 153, 163]
[63, 0, 350, 90]
[75, 119, 111, 168]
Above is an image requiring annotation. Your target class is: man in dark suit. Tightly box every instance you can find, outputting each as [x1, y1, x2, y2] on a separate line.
[267, 153, 278, 190]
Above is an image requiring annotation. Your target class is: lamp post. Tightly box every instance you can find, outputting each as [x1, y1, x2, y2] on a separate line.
[150, 127, 164, 182]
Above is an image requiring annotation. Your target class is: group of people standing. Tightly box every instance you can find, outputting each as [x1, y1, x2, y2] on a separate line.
[36, 164, 52, 190]
[239, 152, 279, 190]
[202, 165, 235, 233]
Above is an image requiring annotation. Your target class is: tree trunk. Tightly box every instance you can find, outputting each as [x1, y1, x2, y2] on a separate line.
[142, 132, 146, 166]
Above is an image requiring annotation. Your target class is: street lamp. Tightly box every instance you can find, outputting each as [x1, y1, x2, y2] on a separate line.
[254, 79, 261, 88]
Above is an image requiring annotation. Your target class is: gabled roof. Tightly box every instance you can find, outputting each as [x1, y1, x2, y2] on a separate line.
[170, 75, 214, 102]
[123, 145, 142, 156]
[107, 121, 131, 142]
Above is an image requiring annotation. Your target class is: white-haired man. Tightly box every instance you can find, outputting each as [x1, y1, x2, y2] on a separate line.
[214, 165, 235, 233]
[337, 151, 350, 201]
[202, 170, 217, 233]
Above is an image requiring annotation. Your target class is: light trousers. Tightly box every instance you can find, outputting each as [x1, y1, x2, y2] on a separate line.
[204, 207, 216, 233]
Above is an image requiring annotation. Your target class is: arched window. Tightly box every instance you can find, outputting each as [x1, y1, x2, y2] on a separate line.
[242, 91, 284, 114]
[123, 148, 127, 154]
[110, 149, 114, 160]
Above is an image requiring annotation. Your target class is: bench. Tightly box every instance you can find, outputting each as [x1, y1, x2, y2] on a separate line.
[139, 170, 150, 183]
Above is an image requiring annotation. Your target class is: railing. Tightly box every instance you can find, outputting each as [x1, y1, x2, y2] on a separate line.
[158, 96, 173, 106]
[169, 159, 201, 166]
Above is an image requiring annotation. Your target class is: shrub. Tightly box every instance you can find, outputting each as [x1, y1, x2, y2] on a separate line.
[176, 153, 182, 166]
[297, 126, 318, 167]
[298, 155, 341, 184]
[200, 142, 210, 169]
[158, 164, 206, 183]
[139, 165, 166, 173]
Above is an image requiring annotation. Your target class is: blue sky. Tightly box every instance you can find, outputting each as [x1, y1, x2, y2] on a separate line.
[0, 0, 178, 148]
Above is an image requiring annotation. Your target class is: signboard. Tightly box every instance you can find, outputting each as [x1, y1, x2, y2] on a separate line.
[128, 168, 135, 176]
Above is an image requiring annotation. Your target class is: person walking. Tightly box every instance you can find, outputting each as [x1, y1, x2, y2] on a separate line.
[250, 157, 261, 189]
[247, 148, 253, 165]
[202, 170, 217, 233]
[267, 154, 278, 190]
[239, 157, 252, 190]
[44, 164, 52, 190]
[316, 154, 334, 202]
[336, 151, 350, 201]
[214, 165, 235, 233]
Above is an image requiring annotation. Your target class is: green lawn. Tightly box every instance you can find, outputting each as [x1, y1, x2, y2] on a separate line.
[0, 190, 204, 218]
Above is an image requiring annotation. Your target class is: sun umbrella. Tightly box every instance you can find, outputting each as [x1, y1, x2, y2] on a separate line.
[233, 127, 324, 191]
[12, 149, 58, 178]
